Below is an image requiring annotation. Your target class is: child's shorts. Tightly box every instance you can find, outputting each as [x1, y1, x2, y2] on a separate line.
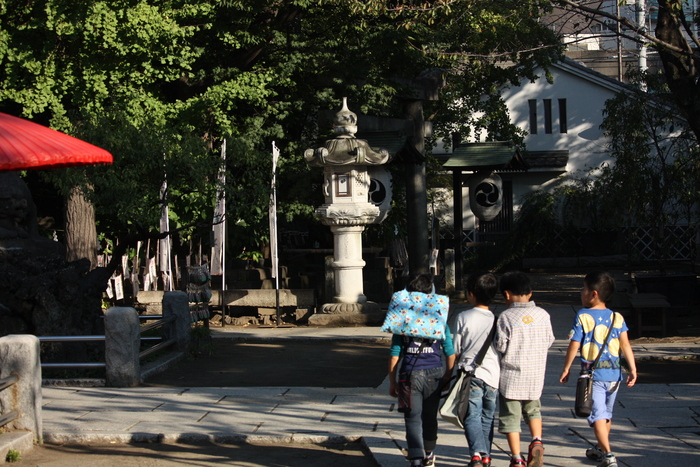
[498, 394, 541, 433]
[588, 380, 621, 426]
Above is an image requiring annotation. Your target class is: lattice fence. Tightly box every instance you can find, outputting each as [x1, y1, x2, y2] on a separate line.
[440, 225, 698, 262]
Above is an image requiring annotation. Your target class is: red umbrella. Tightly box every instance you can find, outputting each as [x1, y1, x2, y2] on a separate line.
[0, 112, 113, 171]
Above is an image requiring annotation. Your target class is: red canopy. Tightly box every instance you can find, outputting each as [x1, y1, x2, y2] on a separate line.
[0, 112, 113, 171]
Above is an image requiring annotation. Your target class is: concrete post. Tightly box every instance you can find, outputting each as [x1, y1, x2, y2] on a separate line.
[163, 291, 190, 351]
[104, 307, 140, 387]
[404, 99, 430, 275]
[0, 335, 42, 440]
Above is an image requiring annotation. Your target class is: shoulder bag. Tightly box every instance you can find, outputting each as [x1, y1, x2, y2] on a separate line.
[440, 318, 497, 429]
[574, 313, 614, 418]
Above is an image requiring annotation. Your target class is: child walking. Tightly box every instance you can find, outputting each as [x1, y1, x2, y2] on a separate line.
[496, 271, 554, 467]
[453, 271, 500, 467]
[388, 273, 456, 467]
[559, 271, 637, 467]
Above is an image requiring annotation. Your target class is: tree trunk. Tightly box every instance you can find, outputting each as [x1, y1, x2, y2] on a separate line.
[656, 1, 700, 142]
[65, 185, 98, 268]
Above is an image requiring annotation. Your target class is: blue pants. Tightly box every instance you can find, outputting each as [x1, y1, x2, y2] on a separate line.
[588, 380, 620, 425]
[463, 377, 498, 457]
[404, 366, 444, 460]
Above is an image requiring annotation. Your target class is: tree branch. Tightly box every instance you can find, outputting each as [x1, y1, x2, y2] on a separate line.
[554, 0, 700, 60]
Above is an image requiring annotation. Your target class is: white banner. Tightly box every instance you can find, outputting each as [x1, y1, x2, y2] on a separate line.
[211, 139, 227, 276]
[114, 274, 124, 300]
[269, 141, 279, 280]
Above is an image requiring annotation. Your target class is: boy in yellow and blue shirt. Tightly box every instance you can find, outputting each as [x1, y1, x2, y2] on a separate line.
[559, 271, 638, 467]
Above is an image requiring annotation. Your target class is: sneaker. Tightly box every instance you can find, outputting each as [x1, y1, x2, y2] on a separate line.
[482, 456, 492, 467]
[422, 452, 436, 467]
[509, 458, 526, 467]
[410, 458, 423, 467]
[598, 453, 618, 467]
[586, 445, 604, 462]
[468, 454, 483, 467]
[527, 440, 544, 467]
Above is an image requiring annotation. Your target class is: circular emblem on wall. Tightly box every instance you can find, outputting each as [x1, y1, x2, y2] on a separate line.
[469, 171, 503, 221]
[368, 178, 387, 205]
[475, 182, 500, 207]
[367, 166, 393, 224]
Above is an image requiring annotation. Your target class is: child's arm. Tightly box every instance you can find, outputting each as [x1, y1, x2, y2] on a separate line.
[388, 355, 400, 397]
[442, 353, 456, 388]
[559, 339, 581, 383]
[619, 330, 637, 387]
[441, 326, 456, 387]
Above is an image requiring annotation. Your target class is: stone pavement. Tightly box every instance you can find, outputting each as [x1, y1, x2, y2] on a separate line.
[38, 303, 700, 467]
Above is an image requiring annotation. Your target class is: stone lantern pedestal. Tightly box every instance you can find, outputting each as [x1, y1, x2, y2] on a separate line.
[304, 99, 392, 325]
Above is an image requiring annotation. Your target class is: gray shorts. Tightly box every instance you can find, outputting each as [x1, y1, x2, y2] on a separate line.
[498, 395, 542, 433]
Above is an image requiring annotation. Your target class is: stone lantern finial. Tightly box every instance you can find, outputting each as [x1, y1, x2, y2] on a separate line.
[333, 97, 357, 138]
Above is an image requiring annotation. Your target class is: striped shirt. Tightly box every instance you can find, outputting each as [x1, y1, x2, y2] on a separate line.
[496, 301, 555, 400]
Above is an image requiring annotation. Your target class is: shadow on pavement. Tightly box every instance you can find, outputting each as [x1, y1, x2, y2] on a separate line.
[12, 440, 378, 467]
[143, 339, 391, 388]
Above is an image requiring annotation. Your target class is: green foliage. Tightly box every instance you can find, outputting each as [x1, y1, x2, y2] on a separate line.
[0, 0, 564, 255]
[561, 70, 700, 267]
[5, 449, 21, 463]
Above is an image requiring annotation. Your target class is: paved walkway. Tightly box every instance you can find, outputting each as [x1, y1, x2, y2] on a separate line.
[40, 303, 700, 466]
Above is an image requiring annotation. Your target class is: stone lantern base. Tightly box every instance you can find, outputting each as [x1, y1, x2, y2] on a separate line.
[307, 301, 385, 326]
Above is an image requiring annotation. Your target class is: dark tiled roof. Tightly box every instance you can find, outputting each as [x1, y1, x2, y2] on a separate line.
[358, 131, 409, 157]
[525, 150, 569, 168]
[441, 142, 529, 171]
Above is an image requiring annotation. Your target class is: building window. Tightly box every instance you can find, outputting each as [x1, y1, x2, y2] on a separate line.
[544, 99, 552, 134]
[558, 99, 568, 133]
[528, 100, 537, 135]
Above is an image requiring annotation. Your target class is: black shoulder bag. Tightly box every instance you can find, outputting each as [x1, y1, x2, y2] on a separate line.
[575, 313, 614, 418]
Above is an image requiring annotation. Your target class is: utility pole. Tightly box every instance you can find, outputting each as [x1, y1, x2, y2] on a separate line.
[637, 0, 647, 72]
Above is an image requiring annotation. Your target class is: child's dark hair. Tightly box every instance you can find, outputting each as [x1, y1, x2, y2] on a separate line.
[584, 271, 616, 304]
[466, 271, 498, 306]
[406, 273, 434, 294]
[499, 271, 531, 296]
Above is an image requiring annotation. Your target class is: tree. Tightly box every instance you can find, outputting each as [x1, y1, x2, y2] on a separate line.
[0, 0, 565, 277]
[561, 70, 700, 269]
[551, 0, 700, 144]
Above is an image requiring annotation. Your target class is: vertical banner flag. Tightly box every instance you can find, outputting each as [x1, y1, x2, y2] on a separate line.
[211, 139, 227, 277]
[159, 169, 173, 290]
[269, 142, 280, 282]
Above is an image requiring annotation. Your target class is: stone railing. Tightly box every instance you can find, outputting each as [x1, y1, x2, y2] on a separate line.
[0, 334, 42, 457]
[104, 291, 190, 387]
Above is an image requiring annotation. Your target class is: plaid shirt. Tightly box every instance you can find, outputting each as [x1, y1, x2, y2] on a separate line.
[496, 301, 555, 400]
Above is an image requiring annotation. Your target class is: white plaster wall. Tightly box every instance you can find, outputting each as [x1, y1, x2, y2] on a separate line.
[432, 61, 626, 232]
[500, 65, 617, 174]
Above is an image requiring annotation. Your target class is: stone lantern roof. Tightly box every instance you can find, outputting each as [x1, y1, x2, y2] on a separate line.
[304, 98, 392, 167]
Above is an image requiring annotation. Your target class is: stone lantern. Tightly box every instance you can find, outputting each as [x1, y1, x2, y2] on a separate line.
[304, 98, 393, 323]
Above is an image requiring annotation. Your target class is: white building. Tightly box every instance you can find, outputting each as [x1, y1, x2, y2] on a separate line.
[435, 58, 627, 238]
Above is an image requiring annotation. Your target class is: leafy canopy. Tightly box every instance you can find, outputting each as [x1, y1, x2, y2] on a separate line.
[0, 0, 563, 252]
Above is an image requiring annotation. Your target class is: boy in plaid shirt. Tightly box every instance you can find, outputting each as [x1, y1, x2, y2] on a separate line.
[495, 271, 554, 467]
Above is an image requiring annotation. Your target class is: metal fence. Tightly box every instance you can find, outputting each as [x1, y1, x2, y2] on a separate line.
[0, 374, 19, 428]
[440, 225, 698, 263]
[38, 315, 176, 372]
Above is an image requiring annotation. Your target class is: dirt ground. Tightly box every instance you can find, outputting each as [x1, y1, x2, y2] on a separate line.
[9, 439, 377, 467]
